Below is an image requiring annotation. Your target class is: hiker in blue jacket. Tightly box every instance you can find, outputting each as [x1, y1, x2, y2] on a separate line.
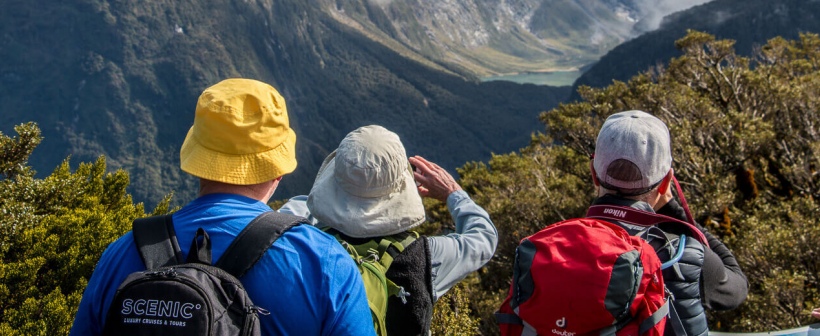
[280, 125, 498, 336]
[588, 110, 748, 335]
[69, 78, 374, 336]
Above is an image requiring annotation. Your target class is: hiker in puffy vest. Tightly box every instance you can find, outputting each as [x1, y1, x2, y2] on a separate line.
[280, 125, 498, 336]
[589, 110, 749, 335]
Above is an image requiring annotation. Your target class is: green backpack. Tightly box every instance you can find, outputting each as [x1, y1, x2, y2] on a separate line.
[325, 229, 418, 336]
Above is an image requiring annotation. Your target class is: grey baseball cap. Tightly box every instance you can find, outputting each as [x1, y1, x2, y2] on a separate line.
[593, 110, 672, 192]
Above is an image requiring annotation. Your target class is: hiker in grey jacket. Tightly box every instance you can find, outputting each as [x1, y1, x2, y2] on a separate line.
[589, 110, 748, 335]
[279, 125, 498, 335]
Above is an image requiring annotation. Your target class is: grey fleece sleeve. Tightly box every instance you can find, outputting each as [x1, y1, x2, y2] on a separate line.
[658, 200, 749, 310]
[277, 195, 322, 226]
[427, 190, 498, 301]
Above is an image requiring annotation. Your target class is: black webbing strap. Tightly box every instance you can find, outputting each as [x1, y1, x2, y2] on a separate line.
[639, 300, 670, 335]
[215, 211, 306, 278]
[186, 228, 213, 265]
[666, 299, 688, 336]
[132, 215, 184, 270]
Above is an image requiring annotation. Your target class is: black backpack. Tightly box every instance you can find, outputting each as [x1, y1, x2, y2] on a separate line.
[102, 211, 305, 335]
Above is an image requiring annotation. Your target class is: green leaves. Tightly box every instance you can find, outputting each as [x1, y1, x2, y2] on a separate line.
[0, 123, 41, 180]
[0, 123, 167, 335]
[431, 281, 481, 336]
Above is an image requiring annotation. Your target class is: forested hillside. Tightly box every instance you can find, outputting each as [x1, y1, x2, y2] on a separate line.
[4, 31, 820, 335]
[573, 0, 820, 96]
[0, 0, 569, 207]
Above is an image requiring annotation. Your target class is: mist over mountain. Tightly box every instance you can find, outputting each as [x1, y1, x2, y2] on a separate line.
[628, 0, 713, 32]
[1, 0, 569, 206]
[573, 0, 820, 95]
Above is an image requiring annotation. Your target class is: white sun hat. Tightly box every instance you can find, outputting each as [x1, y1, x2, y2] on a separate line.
[307, 125, 425, 238]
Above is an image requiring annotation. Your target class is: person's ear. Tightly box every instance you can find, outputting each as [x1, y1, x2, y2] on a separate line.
[590, 160, 600, 186]
[657, 169, 674, 194]
[269, 176, 283, 190]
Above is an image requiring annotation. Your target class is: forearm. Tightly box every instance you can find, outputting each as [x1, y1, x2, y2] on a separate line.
[657, 199, 688, 222]
[451, 191, 497, 239]
[700, 247, 748, 310]
[428, 191, 498, 300]
[702, 230, 744, 276]
[659, 200, 744, 273]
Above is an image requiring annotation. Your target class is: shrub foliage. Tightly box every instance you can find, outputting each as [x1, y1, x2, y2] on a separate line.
[0, 123, 172, 335]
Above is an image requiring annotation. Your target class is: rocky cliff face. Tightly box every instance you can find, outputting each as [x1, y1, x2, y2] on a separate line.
[320, 0, 714, 76]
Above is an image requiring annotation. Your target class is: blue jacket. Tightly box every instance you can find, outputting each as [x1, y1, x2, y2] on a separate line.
[70, 193, 375, 336]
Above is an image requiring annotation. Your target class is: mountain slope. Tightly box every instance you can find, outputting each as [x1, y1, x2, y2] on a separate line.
[320, 0, 714, 77]
[0, 0, 570, 206]
[572, 0, 820, 94]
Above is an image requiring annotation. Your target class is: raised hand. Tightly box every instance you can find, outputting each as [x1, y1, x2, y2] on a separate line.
[408, 155, 462, 202]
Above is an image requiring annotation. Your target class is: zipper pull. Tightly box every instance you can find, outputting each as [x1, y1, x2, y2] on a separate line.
[396, 287, 411, 304]
[146, 268, 177, 278]
[248, 305, 271, 316]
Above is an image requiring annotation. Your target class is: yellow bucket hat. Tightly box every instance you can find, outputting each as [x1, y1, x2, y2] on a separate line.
[180, 78, 297, 185]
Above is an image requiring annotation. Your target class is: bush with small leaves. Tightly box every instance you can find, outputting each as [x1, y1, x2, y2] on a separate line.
[0, 123, 172, 335]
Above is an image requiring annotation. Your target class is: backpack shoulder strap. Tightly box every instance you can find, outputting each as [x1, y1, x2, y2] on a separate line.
[639, 299, 671, 335]
[376, 231, 419, 269]
[215, 211, 306, 278]
[325, 229, 419, 269]
[132, 214, 183, 269]
[637, 226, 688, 271]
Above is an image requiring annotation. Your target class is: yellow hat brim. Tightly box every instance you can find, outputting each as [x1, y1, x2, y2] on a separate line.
[179, 126, 297, 185]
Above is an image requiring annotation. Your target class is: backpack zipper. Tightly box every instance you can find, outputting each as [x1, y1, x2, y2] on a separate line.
[242, 305, 269, 334]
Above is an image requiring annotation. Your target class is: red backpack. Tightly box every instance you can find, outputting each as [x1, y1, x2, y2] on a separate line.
[496, 205, 709, 336]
